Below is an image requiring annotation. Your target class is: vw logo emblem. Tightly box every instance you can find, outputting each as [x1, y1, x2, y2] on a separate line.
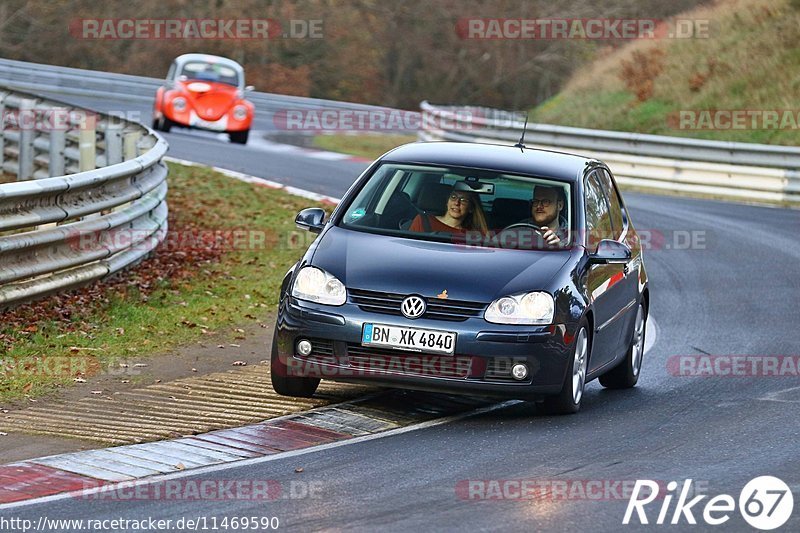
[401, 295, 426, 319]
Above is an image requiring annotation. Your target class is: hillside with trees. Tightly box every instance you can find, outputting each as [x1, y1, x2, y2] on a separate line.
[0, 0, 703, 109]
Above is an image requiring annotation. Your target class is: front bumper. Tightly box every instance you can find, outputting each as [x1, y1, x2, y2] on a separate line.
[274, 297, 576, 400]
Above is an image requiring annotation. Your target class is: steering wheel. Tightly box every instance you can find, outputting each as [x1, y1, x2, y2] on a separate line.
[501, 222, 545, 235]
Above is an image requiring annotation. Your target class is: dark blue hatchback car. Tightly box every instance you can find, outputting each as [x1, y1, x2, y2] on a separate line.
[272, 142, 649, 414]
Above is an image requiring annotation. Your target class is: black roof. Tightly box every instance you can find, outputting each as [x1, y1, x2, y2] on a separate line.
[380, 141, 595, 182]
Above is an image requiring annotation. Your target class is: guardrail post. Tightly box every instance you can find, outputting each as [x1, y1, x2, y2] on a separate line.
[105, 120, 124, 166]
[17, 98, 36, 180]
[48, 106, 67, 177]
[0, 91, 6, 170]
[123, 130, 142, 160]
[78, 110, 96, 172]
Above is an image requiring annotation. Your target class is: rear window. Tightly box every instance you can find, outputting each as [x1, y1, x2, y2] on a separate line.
[338, 163, 572, 250]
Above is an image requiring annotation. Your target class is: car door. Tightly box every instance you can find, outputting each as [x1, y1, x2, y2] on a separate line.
[584, 170, 630, 371]
[597, 168, 640, 354]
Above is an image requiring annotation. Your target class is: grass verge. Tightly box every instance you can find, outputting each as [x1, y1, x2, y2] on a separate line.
[0, 162, 325, 402]
[312, 133, 417, 159]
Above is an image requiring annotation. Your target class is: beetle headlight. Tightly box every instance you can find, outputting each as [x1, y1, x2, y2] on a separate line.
[484, 292, 554, 325]
[291, 266, 346, 306]
[232, 105, 248, 120]
[172, 97, 187, 111]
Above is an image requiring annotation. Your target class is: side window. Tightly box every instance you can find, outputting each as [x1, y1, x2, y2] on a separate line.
[166, 62, 176, 81]
[584, 172, 613, 251]
[597, 169, 625, 238]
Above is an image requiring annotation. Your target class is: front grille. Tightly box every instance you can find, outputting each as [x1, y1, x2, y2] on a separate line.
[349, 288, 485, 322]
[346, 344, 474, 379]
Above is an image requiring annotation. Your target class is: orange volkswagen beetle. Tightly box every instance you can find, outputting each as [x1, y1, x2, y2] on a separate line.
[152, 53, 254, 144]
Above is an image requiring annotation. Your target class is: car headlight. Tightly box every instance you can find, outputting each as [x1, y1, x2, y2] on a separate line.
[484, 292, 554, 325]
[172, 97, 187, 111]
[232, 105, 248, 120]
[291, 266, 346, 306]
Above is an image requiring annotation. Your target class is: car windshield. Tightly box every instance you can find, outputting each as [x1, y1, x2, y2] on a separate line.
[179, 61, 240, 87]
[339, 162, 573, 250]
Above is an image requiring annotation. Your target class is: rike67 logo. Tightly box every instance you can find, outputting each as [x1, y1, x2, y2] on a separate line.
[624, 476, 794, 530]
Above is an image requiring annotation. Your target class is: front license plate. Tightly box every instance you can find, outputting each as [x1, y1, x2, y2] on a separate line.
[189, 111, 228, 131]
[362, 323, 456, 355]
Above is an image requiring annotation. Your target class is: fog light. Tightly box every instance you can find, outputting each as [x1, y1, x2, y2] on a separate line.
[511, 363, 528, 380]
[297, 339, 312, 356]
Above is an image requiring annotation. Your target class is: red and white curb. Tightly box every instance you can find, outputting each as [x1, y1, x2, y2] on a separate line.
[0, 393, 502, 508]
[164, 156, 342, 206]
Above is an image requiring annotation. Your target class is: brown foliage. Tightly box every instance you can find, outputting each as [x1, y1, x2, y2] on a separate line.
[688, 57, 718, 92]
[619, 48, 666, 102]
[0, 0, 707, 110]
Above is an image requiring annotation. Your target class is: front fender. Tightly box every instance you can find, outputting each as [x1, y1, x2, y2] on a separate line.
[280, 262, 300, 301]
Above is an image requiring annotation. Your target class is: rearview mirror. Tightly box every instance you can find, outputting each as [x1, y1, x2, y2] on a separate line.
[454, 179, 495, 194]
[295, 208, 326, 233]
[589, 239, 631, 264]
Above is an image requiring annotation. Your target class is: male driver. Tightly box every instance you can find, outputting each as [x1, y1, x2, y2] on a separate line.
[519, 185, 568, 246]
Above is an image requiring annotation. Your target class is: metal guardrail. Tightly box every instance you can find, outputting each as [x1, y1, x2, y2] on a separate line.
[0, 87, 168, 309]
[420, 102, 800, 205]
[0, 58, 417, 121]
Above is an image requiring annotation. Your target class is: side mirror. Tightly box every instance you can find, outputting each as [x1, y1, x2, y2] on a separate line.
[295, 208, 326, 233]
[589, 239, 631, 264]
[244, 85, 255, 92]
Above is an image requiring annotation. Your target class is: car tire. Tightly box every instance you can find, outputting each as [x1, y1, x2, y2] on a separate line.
[153, 116, 172, 133]
[537, 320, 590, 415]
[599, 302, 646, 389]
[270, 332, 320, 398]
[229, 130, 249, 144]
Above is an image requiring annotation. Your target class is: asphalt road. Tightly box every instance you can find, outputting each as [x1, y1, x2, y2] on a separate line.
[3, 95, 800, 531]
[37, 91, 368, 198]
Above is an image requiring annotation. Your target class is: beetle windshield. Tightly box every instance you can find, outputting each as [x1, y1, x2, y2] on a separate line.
[339, 163, 573, 250]
[179, 61, 241, 87]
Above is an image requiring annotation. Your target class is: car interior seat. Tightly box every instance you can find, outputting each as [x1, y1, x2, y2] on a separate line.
[399, 182, 452, 230]
[491, 198, 531, 229]
[381, 191, 417, 229]
[416, 182, 452, 215]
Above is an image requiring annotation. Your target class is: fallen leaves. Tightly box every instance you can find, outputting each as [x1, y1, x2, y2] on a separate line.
[0, 213, 228, 355]
[232, 361, 247, 366]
